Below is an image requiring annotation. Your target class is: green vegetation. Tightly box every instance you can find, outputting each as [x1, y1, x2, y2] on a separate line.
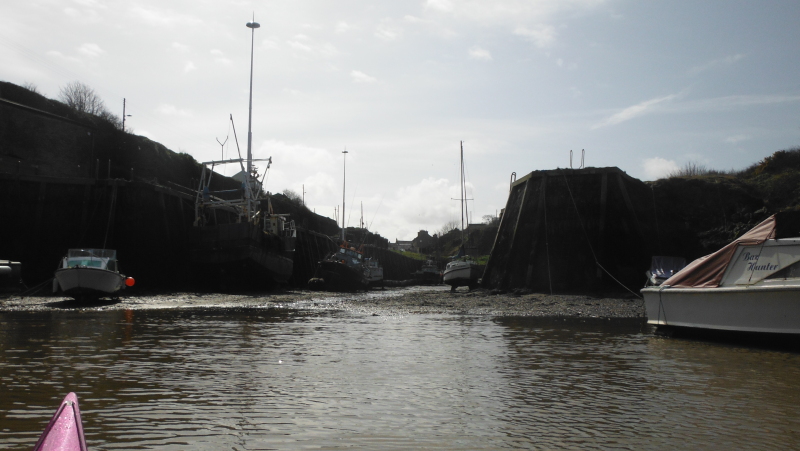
[653, 147, 800, 258]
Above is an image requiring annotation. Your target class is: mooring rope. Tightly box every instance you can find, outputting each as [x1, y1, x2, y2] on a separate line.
[560, 170, 643, 299]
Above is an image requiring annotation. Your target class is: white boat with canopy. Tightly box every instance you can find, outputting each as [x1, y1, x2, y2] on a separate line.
[642, 212, 800, 335]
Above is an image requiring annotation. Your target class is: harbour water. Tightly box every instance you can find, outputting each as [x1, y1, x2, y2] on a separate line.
[2, 303, 799, 450]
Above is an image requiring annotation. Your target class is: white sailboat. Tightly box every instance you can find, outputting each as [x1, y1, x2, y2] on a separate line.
[443, 142, 480, 291]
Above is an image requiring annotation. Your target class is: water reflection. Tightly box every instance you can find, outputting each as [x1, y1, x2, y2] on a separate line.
[1, 311, 799, 450]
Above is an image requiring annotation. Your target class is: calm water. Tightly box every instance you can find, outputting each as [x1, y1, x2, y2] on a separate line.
[1, 305, 799, 450]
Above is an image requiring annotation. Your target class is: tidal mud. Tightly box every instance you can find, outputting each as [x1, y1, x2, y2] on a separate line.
[0, 285, 646, 318]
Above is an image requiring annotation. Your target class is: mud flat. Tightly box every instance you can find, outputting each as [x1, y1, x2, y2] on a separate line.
[0, 285, 646, 318]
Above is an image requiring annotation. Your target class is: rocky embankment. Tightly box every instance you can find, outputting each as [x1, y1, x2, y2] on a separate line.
[0, 285, 646, 318]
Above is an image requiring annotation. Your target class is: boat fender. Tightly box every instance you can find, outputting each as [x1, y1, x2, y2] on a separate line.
[125, 277, 135, 287]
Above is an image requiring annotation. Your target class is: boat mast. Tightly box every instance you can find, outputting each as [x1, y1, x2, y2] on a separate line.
[342, 148, 348, 241]
[460, 141, 465, 242]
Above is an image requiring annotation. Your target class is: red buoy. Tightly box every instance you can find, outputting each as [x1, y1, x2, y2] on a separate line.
[125, 277, 135, 287]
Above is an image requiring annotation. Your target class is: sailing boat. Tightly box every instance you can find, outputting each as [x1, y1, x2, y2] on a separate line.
[189, 18, 296, 289]
[443, 141, 480, 291]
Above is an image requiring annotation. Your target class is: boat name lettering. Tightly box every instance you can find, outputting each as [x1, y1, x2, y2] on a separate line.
[747, 261, 779, 272]
[741, 252, 760, 262]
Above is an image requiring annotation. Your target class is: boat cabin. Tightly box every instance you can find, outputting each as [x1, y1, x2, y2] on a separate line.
[61, 249, 118, 272]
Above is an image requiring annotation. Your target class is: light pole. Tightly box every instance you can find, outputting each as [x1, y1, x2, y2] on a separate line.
[122, 98, 132, 132]
[342, 149, 348, 241]
[245, 17, 260, 177]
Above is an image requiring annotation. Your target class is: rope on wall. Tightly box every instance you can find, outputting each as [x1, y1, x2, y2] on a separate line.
[560, 170, 643, 299]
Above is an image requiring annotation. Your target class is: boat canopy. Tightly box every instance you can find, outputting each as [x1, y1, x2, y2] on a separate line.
[663, 211, 800, 288]
[64, 249, 117, 270]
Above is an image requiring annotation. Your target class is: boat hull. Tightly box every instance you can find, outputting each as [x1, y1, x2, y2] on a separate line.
[191, 222, 293, 284]
[642, 286, 800, 335]
[55, 267, 124, 299]
[33, 392, 87, 451]
[443, 262, 479, 289]
[313, 260, 368, 291]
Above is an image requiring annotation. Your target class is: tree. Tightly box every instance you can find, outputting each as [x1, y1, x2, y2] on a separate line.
[282, 189, 303, 205]
[22, 82, 40, 94]
[436, 219, 459, 236]
[58, 81, 122, 129]
[59, 81, 107, 115]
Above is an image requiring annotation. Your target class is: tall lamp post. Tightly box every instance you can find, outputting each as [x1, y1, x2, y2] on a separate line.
[122, 98, 132, 132]
[245, 17, 260, 177]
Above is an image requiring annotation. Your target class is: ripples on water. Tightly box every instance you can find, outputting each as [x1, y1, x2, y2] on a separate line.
[1, 306, 799, 450]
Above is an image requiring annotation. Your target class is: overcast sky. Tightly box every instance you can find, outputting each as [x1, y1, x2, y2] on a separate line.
[2, 0, 800, 241]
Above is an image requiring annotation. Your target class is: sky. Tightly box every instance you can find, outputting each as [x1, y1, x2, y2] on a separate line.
[2, 1, 800, 241]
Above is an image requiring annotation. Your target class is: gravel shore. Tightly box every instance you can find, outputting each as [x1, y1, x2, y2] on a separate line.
[0, 285, 646, 318]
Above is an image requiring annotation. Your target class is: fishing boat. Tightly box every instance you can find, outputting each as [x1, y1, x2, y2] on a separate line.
[443, 142, 480, 292]
[53, 249, 134, 300]
[641, 211, 800, 335]
[310, 242, 369, 291]
[32, 392, 88, 451]
[413, 260, 443, 284]
[364, 257, 384, 287]
[189, 19, 296, 289]
[190, 157, 296, 287]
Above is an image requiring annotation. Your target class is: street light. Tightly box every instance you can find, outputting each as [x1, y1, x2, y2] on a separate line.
[245, 17, 260, 176]
[122, 98, 132, 132]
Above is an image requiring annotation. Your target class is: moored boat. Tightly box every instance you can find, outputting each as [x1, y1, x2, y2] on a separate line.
[641, 212, 800, 335]
[32, 392, 88, 451]
[53, 249, 134, 301]
[364, 257, 384, 287]
[413, 260, 442, 284]
[444, 142, 480, 292]
[310, 243, 369, 291]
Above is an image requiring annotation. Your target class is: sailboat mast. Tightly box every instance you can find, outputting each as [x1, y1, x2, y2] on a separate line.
[342, 149, 348, 241]
[460, 141, 465, 234]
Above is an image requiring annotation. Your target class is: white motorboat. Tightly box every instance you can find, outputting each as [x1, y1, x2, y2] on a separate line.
[53, 249, 134, 300]
[641, 212, 800, 335]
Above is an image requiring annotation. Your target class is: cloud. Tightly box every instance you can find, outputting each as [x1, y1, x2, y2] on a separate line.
[642, 157, 679, 180]
[335, 21, 350, 33]
[688, 54, 746, 76]
[425, 0, 454, 12]
[514, 25, 557, 48]
[210, 49, 231, 65]
[725, 134, 750, 144]
[375, 21, 403, 41]
[172, 42, 190, 52]
[286, 35, 338, 58]
[351, 70, 377, 83]
[593, 94, 677, 129]
[468, 46, 492, 61]
[156, 104, 192, 117]
[130, 6, 203, 27]
[183, 61, 196, 73]
[77, 43, 104, 58]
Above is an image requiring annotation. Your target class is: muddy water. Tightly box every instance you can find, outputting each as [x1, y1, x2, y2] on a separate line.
[1, 307, 799, 450]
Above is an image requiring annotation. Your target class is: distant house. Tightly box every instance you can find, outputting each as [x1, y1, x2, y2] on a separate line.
[390, 239, 414, 252]
[412, 230, 436, 254]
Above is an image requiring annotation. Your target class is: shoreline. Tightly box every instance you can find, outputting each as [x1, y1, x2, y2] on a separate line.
[0, 285, 647, 318]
